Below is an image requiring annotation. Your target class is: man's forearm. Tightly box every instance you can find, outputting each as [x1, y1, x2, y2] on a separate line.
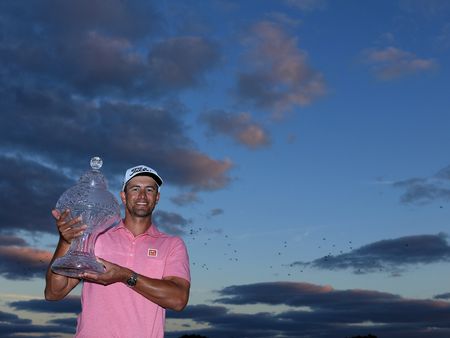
[129, 272, 190, 311]
[44, 238, 79, 300]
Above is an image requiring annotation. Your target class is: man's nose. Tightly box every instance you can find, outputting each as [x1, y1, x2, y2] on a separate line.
[138, 189, 147, 198]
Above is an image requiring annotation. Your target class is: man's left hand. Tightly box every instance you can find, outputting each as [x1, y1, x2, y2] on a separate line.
[80, 258, 128, 286]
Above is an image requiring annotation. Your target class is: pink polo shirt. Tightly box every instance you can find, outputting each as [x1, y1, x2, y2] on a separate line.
[75, 221, 190, 338]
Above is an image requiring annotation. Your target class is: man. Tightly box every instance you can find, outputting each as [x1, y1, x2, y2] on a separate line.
[45, 165, 190, 337]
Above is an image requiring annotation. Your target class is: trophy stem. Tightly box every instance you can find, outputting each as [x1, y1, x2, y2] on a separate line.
[51, 231, 104, 277]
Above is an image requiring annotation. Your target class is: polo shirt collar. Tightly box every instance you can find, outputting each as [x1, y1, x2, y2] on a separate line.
[112, 220, 162, 238]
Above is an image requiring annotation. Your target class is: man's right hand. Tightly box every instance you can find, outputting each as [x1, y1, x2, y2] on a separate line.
[52, 209, 87, 245]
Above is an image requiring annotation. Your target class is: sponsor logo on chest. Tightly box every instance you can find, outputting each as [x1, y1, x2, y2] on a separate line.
[148, 248, 158, 257]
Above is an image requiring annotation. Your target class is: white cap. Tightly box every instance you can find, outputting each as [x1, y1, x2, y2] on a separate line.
[122, 165, 163, 191]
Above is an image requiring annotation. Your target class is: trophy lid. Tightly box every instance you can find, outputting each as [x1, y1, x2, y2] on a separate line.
[56, 157, 121, 219]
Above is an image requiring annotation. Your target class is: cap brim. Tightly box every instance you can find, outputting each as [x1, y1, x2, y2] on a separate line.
[123, 172, 163, 191]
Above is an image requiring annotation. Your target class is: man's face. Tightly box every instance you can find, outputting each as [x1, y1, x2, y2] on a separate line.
[120, 175, 160, 218]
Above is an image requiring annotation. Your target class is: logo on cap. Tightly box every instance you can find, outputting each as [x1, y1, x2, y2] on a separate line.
[131, 166, 151, 174]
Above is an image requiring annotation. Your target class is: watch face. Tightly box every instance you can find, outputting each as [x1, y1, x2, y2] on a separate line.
[127, 273, 137, 287]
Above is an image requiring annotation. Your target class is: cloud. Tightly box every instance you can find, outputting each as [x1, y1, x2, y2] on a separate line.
[435, 23, 450, 49]
[0, 0, 231, 201]
[0, 308, 75, 336]
[170, 192, 201, 206]
[0, 155, 72, 234]
[284, 0, 327, 11]
[292, 233, 450, 275]
[398, 0, 450, 17]
[154, 210, 192, 236]
[0, 242, 52, 280]
[1, 1, 220, 99]
[163, 281, 450, 338]
[266, 12, 302, 28]
[235, 21, 326, 118]
[200, 110, 271, 149]
[434, 292, 450, 300]
[0, 310, 31, 325]
[0, 235, 28, 246]
[1, 1, 160, 94]
[9, 296, 81, 314]
[209, 208, 224, 217]
[147, 36, 221, 92]
[392, 165, 450, 204]
[0, 89, 232, 191]
[361, 46, 437, 80]
[5, 282, 450, 338]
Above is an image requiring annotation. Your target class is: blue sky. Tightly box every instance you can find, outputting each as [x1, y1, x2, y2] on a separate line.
[1, 0, 450, 337]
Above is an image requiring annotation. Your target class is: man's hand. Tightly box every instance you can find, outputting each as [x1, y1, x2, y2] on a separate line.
[80, 258, 128, 286]
[52, 209, 88, 244]
[45, 209, 86, 300]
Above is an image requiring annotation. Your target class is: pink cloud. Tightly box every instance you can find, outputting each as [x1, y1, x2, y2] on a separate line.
[363, 46, 437, 80]
[237, 21, 326, 117]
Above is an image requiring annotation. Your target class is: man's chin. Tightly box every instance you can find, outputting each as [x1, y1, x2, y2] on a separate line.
[132, 210, 152, 217]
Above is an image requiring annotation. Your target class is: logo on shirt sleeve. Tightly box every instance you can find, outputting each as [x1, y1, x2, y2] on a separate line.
[148, 248, 158, 257]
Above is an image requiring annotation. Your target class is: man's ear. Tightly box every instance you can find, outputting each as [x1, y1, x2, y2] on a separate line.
[120, 191, 126, 204]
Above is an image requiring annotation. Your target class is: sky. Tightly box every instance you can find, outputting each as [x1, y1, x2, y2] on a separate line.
[1, 0, 450, 337]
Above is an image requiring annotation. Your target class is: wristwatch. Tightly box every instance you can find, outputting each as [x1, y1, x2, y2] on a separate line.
[126, 271, 138, 288]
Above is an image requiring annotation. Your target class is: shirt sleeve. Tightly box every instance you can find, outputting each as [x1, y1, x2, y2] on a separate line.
[163, 237, 190, 282]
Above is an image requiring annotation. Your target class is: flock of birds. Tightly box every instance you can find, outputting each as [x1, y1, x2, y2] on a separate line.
[184, 226, 357, 277]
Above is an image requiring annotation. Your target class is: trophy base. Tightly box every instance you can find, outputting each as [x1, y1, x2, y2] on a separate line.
[51, 252, 105, 278]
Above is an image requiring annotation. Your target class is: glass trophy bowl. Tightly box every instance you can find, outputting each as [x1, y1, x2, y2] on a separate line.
[51, 157, 121, 277]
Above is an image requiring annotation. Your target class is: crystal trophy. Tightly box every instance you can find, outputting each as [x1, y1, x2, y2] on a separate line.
[51, 157, 121, 277]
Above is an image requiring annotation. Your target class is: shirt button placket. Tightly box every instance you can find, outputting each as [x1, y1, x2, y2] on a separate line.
[126, 238, 136, 267]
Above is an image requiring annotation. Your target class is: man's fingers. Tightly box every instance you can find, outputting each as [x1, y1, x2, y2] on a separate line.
[58, 215, 83, 231]
[51, 209, 61, 220]
[74, 227, 87, 237]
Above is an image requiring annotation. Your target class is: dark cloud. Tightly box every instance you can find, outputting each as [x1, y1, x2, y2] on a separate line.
[399, 0, 450, 17]
[1, 1, 220, 98]
[0, 242, 51, 280]
[5, 283, 450, 338]
[0, 1, 161, 97]
[200, 110, 271, 149]
[284, 0, 328, 11]
[209, 208, 224, 217]
[9, 296, 81, 314]
[47, 317, 78, 328]
[0, 310, 75, 337]
[1, 287, 449, 338]
[2, 299, 78, 336]
[154, 210, 191, 236]
[170, 192, 201, 206]
[0, 155, 72, 234]
[0, 0, 230, 196]
[0, 88, 232, 191]
[235, 21, 325, 118]
[292, 233, 450, 275]
[393, 165, 450, 204]
[164, 282, 450, 337]
[0, 310, 31, 326]
[0, 235, 28, 246]
[147, 36, 221, 92]
[0, 0, 161, 40]
[434, 292, 450, 300]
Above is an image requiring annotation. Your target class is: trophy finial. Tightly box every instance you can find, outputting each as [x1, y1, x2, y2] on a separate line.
[90, 156, 103, 170]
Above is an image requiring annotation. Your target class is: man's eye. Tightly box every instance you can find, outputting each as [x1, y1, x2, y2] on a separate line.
[146, 187, 155, 193]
